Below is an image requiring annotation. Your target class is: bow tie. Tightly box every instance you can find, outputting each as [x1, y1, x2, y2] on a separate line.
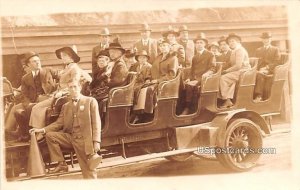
[72, 98, 79, 103]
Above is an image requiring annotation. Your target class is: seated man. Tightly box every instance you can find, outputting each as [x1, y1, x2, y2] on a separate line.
[5, 51, 58, 141]
[217, 36, 232, 71]
[253, 32, 281, 102]
[30, 78, 102, 179]
[219, 33, 250, 108]
[182, 33, 215, 115]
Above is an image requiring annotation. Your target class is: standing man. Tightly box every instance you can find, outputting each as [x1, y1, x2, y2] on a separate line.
[30, 78, 102, 179]
[92, 28, 112, 78]
[254, 32, 281, 101]
[178, 25, 194, 67]
[217, 36, 232, 71]
[133, 23, 158, 64]
[162, 25, 185, 67]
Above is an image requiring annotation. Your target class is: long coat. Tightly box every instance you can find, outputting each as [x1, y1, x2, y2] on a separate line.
[21, 68, 58, 105]
[190, 49, 214, 82]
[129, 62, 152, 85]
[91, 43, 109, 76]
[45, 95, 101, 155]
[178, 39, 195, 67]
[133, 39, 158, 64]
[107, 57, 129, 88]
[216, 50, 232, 71]
[255, 45, 281, 74]
[151, 53, 179, 82]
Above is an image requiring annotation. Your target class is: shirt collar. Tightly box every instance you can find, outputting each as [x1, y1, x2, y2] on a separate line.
[32, 70, 39, 77]
[198, 49, 205, 55]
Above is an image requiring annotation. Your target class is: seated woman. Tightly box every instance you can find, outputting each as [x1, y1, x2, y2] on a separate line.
[89, 50, 111, 120]
[129, 50, 152, 123]
[182, 33, 215, 115]
[219, 33, 250, 108]
[29, 45, 92, 136]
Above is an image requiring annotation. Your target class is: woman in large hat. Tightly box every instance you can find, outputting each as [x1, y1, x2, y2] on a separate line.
[29, 45, 92, 137]
[219, 33, 250, 108]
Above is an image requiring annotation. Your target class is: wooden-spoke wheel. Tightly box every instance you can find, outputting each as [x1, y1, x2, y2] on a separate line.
[165, 153, 193, 162]
[216, 118, 263, 171]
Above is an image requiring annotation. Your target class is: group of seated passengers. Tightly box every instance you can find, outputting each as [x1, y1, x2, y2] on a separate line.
[5, 29, 281, 142]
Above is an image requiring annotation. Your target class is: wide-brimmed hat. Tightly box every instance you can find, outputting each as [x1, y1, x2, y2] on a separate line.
[55, 45, 80, 63]
[106, 37, 125, 53]
[162, 25, 179, 37]
[193, 32, 208, 44]
[208, 41, 219, 49]
[260, 32, 272, 39]
[135, 50, 150, 61]
[96, 49, 109, 58]
[226, 33, 242, 43]
[218, 35, 227, 44]
[22, 51, 39, 63]
[179, 25, 189, 32]
[139, 23, 152, 32]
[124, 49, 136, 58]
[98, 28, 112, 36]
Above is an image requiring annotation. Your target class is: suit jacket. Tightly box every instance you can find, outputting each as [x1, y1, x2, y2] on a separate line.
[190, 50, 214, 81]
[21, 67, 58, 105]
[216, 50, 232, 71]
[129, 62, 152, 85]
[226, 45, 250, 73]
[92, 43, 110, 76]
[45, 95, 101, 155]
[255, 45, 281, 73]
[133, 38, 158, 64]
[151, 53, 179, 82]
[170, 42, 185, 67]
[107, 57, 128, 88]
[178, 39, 195, 67]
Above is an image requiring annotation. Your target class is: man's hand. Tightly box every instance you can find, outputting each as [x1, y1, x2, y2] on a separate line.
[93, 141, 100, 153]
[29, 128, 45, 134]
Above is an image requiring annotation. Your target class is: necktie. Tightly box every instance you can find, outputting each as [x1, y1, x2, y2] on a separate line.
[72, 98, 79, 103]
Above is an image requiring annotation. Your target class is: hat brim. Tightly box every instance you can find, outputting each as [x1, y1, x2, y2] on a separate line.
[193, 38, 208, 44]
[260, 35, 272, 39]
[55, 47, 80, 63]
[135, 54, 150, 61]
[106, 47, 126, 54]
[23, 53, 39, 63]
[162, 31, 180, 37]
[226, 35, 242, 43]
[218, 39, 227, 44]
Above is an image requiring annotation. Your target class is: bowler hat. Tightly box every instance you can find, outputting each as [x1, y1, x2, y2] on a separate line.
[193, 32, 208, 44]
[226, 33, 242, 43]
[162, 25, 180, 37]
[96, 49, 109, 58]
[135, 50, 150, 61]
[179, 25, 189, 32]
[218, 35, 227, 44]
[98, 28, 112, 36]
[260, 32, 272, 39]
[124, 49, 136, 58]
[139, 23, 152, 32]
[55, 45, 80, 63]
[106, 37, 125, 53]
[22, 51, 39, 63]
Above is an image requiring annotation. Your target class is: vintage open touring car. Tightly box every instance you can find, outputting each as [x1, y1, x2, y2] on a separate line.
[2, 53, 289, 180]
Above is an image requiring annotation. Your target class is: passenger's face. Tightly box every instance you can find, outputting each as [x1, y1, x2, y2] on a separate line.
[180, 31, 189, 40]
[97, 56, 109, 69]
[262, 38, 271, 46]
[109, 49, 123, 60]
[141, 31, 151, 39]
[167, 34, 176, 43]
[159, 43, 170, 54]
[101, 35, 110, 44]
[210, 46, 219, 54]
[137, 55, 148, 64]
[219, 41, 229, 52]
[195, 40, 206, 51]
[68, 81, 81, 98]
[27, 56, 41, 71]
[60, 51, 74, 64]
[228, 38, 239, 49]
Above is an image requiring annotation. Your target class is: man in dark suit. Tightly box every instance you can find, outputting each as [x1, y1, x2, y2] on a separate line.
[5, 52, 58, 141]
[178, 25, 195, 67]
[182, 33, 214, 114]
[133, 23, 158, 64]
[30, 78, 102, 179]
[254, 32, 281, 101]
[217, 36, 232, 71]
[91, 28, 112, 78]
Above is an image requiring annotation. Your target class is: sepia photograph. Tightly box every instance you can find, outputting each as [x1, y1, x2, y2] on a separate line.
[1, 0, 299, 189]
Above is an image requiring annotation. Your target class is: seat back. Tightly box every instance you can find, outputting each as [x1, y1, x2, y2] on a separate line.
[200, 62, 223, 93]
[238, 58, 258, 86]
[108, 72, 137, 107]
[273, 53, 289, 81]
[157, 70, 181, 100]
[2, 77, 14, 97]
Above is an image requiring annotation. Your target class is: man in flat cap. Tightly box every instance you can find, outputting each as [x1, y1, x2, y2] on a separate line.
[253, 32, 281, 102]
[133, 23, 158, 64]
[92, 28, 112, 77]
[178, 25, 195, 67]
